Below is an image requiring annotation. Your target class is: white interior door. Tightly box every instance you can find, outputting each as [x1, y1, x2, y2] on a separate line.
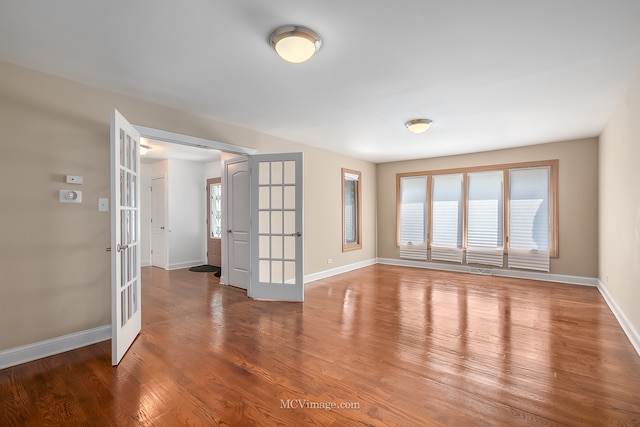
[110, 109, 142, 366]
[150, 177, 166, 269]
[249, 153, 303, 301]
[225, 157, 250, 289]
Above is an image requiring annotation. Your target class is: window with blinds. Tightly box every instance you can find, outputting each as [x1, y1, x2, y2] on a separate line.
[466, 170, 504, 266]
[398, 176, 427, 260]
[396, 159, 558, 272]
[508, 167, 550, 271]
[431, 173, 463, 263]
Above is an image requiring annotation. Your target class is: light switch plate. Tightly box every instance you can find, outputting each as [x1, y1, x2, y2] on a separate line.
[98, 198, 109, 212]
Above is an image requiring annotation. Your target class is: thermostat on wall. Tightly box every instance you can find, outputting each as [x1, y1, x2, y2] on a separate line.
[59, 190, 82, 203]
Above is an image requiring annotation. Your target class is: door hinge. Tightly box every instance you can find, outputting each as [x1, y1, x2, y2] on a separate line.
[151, 249, 153, 254]
[151, 218, 153, 223]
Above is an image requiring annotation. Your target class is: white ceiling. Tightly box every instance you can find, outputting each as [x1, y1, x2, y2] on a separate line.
[2, 1, 640, 163]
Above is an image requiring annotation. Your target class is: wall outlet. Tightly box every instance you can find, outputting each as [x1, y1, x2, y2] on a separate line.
[327, 258, 333, 264]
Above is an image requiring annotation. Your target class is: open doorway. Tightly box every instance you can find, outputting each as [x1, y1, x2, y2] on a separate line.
[140, 139, 223, 272]
[134, 125, 257, 285]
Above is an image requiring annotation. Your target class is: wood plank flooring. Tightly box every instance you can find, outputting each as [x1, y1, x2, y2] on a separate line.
[1, 264, 640, 426]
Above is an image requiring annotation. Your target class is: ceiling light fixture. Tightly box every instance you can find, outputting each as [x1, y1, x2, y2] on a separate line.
[405, 118, 433, 134]
[140, 144, 150, 155]
[269, 25, 322, 63]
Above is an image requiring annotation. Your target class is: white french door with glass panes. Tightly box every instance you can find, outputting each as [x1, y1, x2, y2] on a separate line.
[110, 109, 141, 366]
[249, 153, 303, 302]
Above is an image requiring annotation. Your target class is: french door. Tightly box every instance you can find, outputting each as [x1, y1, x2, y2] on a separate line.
[110, 109, 141, 365]
[249, 153, 303, 302]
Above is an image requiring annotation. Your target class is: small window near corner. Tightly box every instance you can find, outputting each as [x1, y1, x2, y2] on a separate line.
[342, 168, 362, 251]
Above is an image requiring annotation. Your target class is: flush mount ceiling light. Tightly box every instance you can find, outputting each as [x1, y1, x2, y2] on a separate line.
[139, 144, 150, 155]
[269, 25, 322, 63]
[405, 118, 433, 134]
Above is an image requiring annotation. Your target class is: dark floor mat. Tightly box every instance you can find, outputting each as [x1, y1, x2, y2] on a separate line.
[189, 265, 220, 273]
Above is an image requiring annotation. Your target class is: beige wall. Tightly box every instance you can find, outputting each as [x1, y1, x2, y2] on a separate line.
[376, 138, 599, 277]
[599, 71, 640, 338]
[0, 61, 376, 351]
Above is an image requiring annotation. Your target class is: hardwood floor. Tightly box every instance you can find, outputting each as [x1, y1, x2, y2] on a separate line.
[1, 264, 640, 426]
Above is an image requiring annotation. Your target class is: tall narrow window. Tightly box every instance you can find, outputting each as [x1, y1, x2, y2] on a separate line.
[508, 167, 550, 271]
[431, 173, 463, 263]
[398, 175, 428, 260]
[342, 168, 362, 251]
[210, 182, 222, 238]
[467, 170, 504, 266]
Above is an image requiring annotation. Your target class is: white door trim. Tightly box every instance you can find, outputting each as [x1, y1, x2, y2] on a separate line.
[134, 125, 257, 156]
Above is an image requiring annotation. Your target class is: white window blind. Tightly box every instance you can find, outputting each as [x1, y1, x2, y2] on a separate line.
[399, 176, 427, 260]
[466, 170, 504, 267]
[431, 174, 463, 263]
[508, 167, 550, 272]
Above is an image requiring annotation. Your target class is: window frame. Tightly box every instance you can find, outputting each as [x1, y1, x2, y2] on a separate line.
[396, 159, 559, 258]
[342, 168, 362, 252]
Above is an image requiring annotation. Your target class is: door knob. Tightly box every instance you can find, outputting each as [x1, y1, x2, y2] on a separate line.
[117, 244, 129, 252]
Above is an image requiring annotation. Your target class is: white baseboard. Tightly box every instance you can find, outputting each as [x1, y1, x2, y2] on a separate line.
[0, 325, 111, 370]
[597, 280, 640, 357]
[377, 257, 471, 274]
[168, 259, 207, 270]
[376, 258, 599, 286]
[2, 262, 628, 370]
[304, 258, 377, 286]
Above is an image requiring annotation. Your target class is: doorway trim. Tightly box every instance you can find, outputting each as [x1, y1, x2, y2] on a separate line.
[134, 125, 257, 156]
